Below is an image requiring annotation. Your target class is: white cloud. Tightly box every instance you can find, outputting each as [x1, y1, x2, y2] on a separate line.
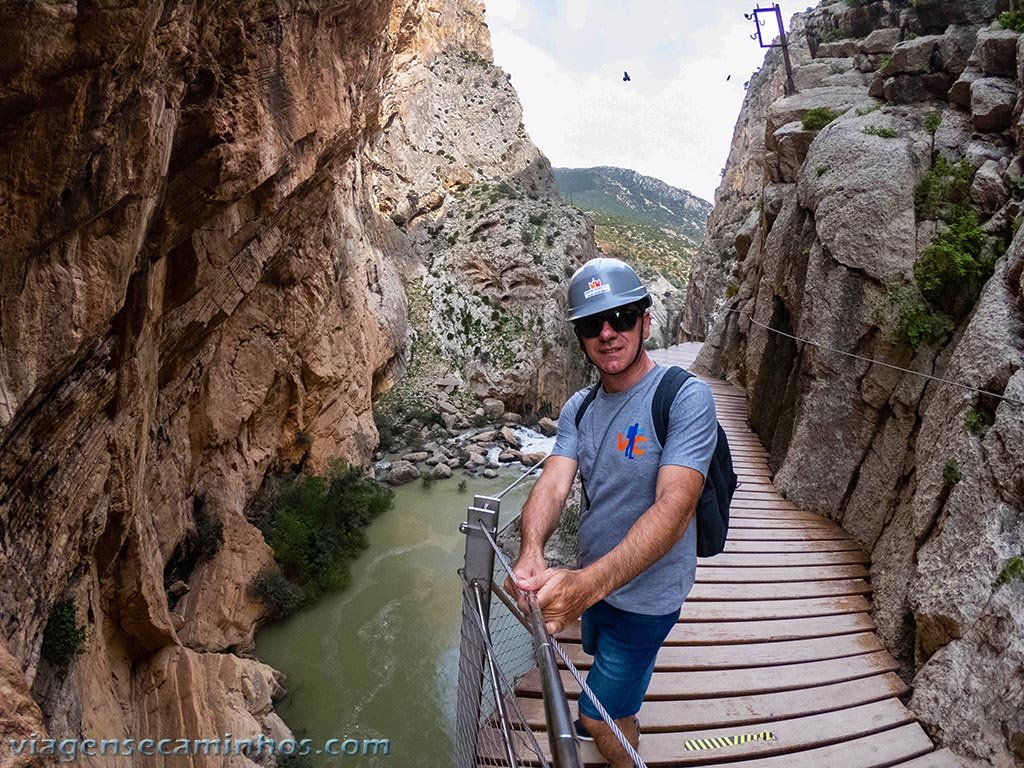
[564, 0, 588, 30]
[488, 1, 779, 201]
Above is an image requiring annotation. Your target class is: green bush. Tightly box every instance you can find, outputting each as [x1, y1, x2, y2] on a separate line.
[881, 282, 954, 349]
[963, 406, 986, 436]
[995, 556, 1024, 587]
[915, 209, 995, 318]
[1010, 176, 1024, 202]
[802, 107, 842, 131]
[247, 462, 393, 605]
[863, 125, 898, 138]
[942, 458, 961, 486]
[41, 600, 86, 665]
[999, 10, 1024, 32]
[924, 112, 942, 135]
[856, 103, 882, 116]
[252, 568, 307, 618]
[915, 156, 973, 221]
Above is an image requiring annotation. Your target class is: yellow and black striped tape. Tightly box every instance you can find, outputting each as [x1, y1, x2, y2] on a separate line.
[683, 730, 777, 751]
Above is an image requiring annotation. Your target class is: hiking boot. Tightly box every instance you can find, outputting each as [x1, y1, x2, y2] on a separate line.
[573, 716, 641, 743]
[573, 718, 594, 742]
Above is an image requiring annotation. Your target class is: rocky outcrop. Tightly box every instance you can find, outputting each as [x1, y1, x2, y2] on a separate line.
[0, 0, 587, 763]
[690, 3, 1023, 765]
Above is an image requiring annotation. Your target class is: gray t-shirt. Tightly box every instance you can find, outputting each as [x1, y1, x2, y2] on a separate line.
[552, 364, 718, 615]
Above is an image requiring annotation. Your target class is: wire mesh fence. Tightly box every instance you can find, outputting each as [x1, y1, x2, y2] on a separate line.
[452, 482, 583, 768]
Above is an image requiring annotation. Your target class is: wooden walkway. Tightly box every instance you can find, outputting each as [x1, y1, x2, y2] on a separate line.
[506, 343, 961, 767]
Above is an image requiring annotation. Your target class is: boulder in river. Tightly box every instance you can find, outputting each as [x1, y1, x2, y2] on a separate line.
[385, 461, 420, 485]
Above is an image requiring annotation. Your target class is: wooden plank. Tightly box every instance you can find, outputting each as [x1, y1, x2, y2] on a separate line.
[726, 527, 852, 541]
[678, 595, 870, 621]
[723, 539, 863, 554]
[687, 579, 871, 601]
[558, 632, 884, 671]
[555, 612, 878, 645]
[728, 513, 823, 524]
[728, 518, 841, 530]
[729, 502, 812, 513]
[697, 551, 871, 567]
[892, 748, 967, 767]
[503, 699, 916, 766]
[703, 723, 935, 768]
[516, 672, 908, 731]
[696, 564, 870, 583]
[517, 651, 901, 699]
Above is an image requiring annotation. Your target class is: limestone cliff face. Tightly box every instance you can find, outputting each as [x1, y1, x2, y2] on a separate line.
[0, 1, 584, 764]
[691, 1, 1022, 765]
[368, 2, 592, 415]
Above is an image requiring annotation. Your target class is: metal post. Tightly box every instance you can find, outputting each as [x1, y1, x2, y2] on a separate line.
[454, 495, 501, 768]
[774, 3, 796, 96]
[747, 3, 796, 96]
[527, 594, 582, 768]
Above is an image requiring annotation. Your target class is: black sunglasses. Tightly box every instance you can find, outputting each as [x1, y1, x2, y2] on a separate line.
[575, 307, 643, 339]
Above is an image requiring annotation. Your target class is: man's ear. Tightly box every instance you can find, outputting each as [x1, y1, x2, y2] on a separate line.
[642, 310, 651, 340]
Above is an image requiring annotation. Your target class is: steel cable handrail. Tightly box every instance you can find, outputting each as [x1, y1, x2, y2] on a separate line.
[725, 306, 1024, 406]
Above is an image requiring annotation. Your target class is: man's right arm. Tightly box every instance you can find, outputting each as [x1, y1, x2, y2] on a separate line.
[512, 455, 578, 580]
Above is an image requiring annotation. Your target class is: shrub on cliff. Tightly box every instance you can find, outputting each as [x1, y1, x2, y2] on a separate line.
[915, 209, 996, 319]
[801, 107, 841, 131]
[247, 461, 393, 610]
[41, 600, 86, 665]
[915, 156, 972, 221]
[252, 568, 307, 618]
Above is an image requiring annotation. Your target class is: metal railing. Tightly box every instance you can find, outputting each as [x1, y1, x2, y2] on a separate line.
[452, 458, 647, 768]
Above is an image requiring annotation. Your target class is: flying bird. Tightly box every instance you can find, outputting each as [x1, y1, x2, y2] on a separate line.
[623, 71, 631, 82]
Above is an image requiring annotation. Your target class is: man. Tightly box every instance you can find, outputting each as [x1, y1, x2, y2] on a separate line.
[510, 257, 717, 768]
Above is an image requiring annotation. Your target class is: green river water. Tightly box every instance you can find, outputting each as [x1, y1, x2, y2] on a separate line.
[254, 469, 536, 767]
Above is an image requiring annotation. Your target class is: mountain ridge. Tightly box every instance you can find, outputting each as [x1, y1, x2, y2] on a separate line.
[553, 165, 712, 246]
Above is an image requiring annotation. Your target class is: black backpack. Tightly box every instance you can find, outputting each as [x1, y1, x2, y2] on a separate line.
[574, 366, 737, 557]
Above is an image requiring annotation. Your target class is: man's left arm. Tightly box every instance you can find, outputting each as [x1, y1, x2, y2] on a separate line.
[530, 466, 704, 633]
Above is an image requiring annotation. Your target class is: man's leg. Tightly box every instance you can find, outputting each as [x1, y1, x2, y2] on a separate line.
[579, 714, 639, 768]
[577, 602, 679, 767]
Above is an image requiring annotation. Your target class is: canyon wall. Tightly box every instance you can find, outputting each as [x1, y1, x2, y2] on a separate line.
[0, 1, 588, 764]
[689, 1, 1023, 764]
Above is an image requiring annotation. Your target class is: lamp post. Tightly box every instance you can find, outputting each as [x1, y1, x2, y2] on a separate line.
[746, 3, 796, 96]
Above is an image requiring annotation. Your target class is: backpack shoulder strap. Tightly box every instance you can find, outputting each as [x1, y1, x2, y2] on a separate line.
[574, 383, 601, 430]
[652, 366, 694, 446]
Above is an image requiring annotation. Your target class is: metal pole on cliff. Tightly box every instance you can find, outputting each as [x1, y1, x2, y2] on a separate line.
[747, 3, 796, 95]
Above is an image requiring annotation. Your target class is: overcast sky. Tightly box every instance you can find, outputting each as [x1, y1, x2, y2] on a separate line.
[486, 0, 793, 202]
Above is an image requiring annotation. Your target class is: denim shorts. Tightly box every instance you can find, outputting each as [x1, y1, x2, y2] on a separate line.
[577, 600, 680, 721]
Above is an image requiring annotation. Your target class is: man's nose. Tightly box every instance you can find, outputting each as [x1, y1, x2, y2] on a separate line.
[598, 320, 617, 339]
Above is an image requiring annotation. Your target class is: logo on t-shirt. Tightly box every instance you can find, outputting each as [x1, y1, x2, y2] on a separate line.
[616, 422, 646, 459]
